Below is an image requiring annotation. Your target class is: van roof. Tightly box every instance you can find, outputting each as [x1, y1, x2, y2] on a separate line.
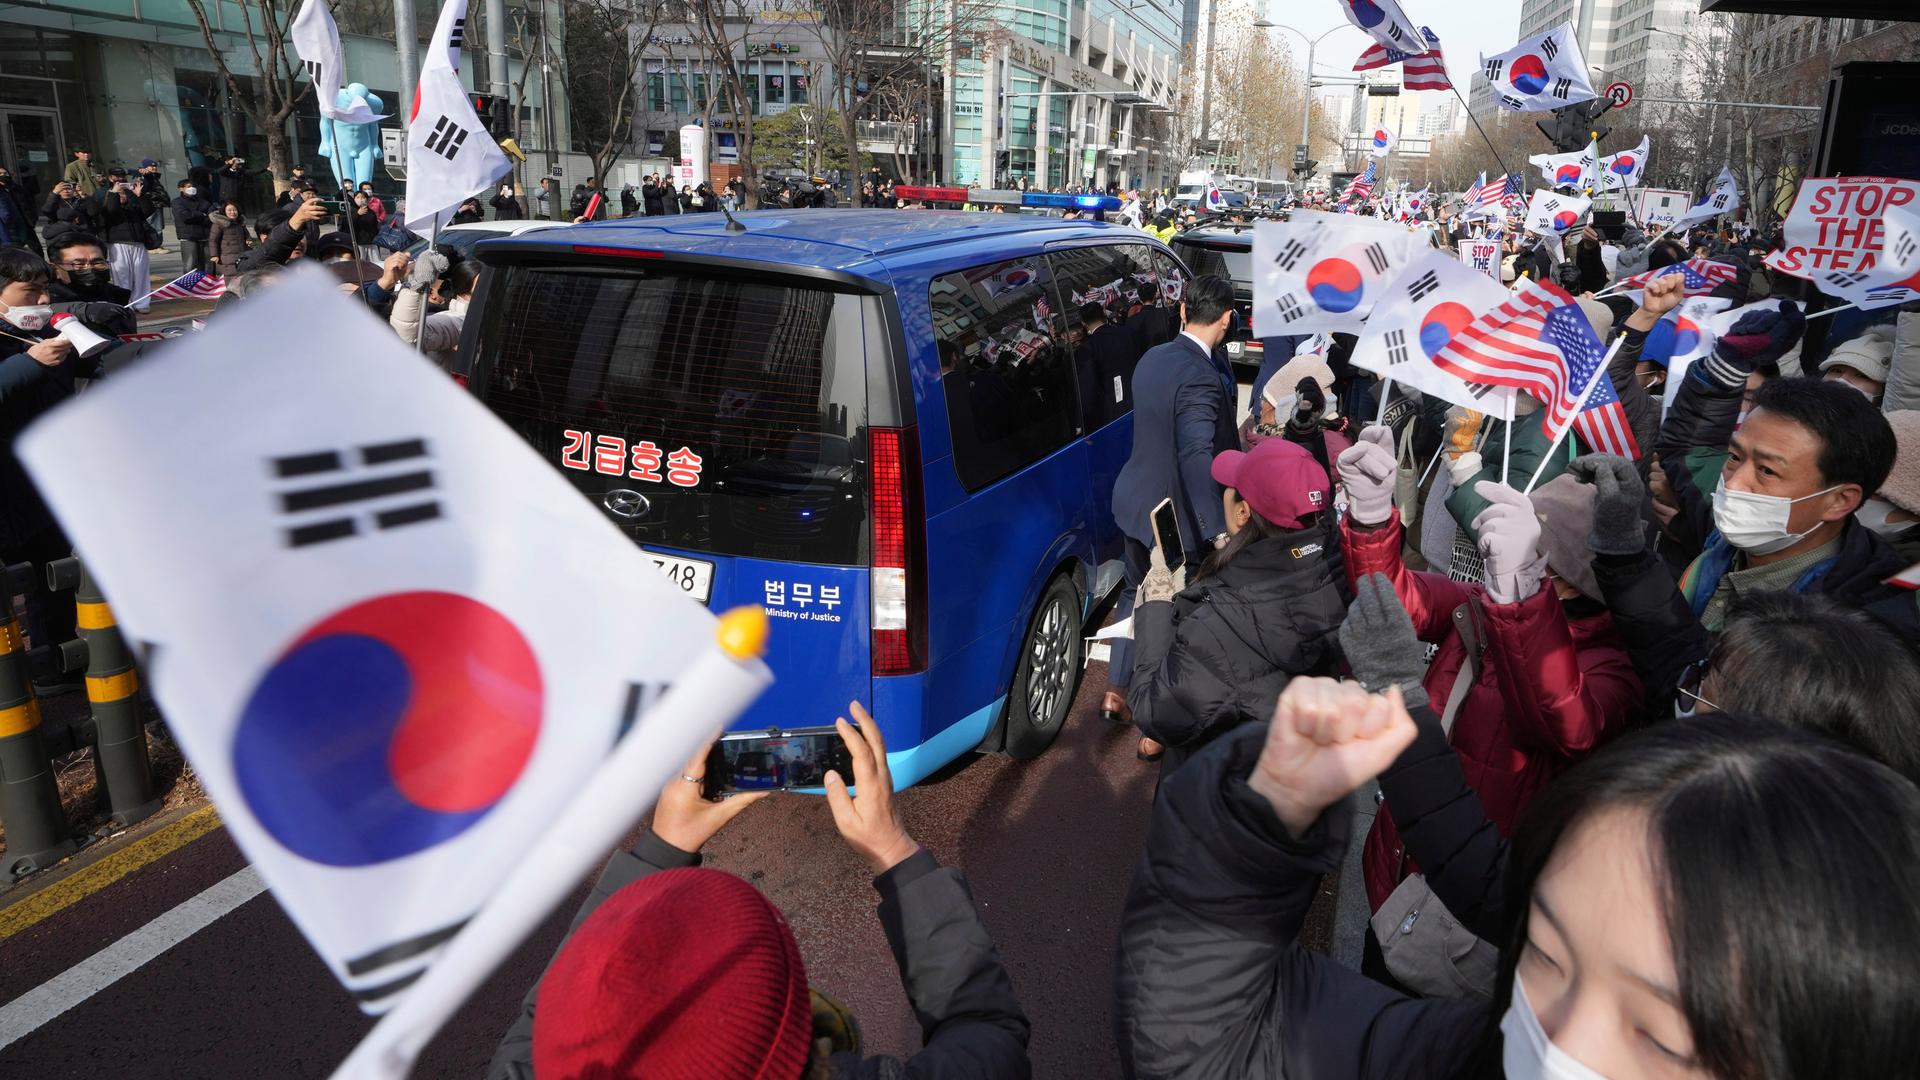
[484, 209, 1145, 276]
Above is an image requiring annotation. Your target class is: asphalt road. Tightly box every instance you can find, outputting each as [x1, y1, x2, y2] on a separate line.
[0, 661, 1164, 1079]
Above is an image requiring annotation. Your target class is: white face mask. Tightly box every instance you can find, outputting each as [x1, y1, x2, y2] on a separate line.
[448, 296, 470, 316]
[184, 186, 197, 196]
[1856, 497, 1911, 537]
[1, 302, 53, 331]
[1501, 975, 1611, 1080]
[1712, 476, 1841, 555]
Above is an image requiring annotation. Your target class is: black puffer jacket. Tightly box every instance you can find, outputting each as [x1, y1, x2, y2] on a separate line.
[1128, 525, 1348, 776]
[1114, 724, 1487, 1079]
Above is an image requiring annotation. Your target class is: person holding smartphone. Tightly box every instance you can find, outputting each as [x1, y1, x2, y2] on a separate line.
[1128, 439, 1348, 776]
[486, 705, 1031, 1079]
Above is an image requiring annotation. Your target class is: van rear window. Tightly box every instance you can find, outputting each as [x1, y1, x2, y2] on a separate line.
[472, 265, 876, 566]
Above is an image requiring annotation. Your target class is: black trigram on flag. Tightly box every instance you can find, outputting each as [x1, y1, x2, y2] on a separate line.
[1387, 24, 1406, 43]
[1383, 329, 1410, 367]
[1364, 243, 1389, 275]
[1407, 270, 1440, 303]
[273, 438, 441, 549]
[1499, 94, 1525, 110]
[1710, 194, 1729, 209]
[302, 59, 323, 81]
[1897, 234, 1916, 264]
[1275, 295, 1305, 324]
[448, 18, 467, 51]
[1541, 35, 1560, 61]
[1551, 77, 1573, 99]
[1467, 380, 1498, 401]
[1484, 59, 1504, 82]
[1827, 270, 1873, 288]
[1274, 238, 1310, 272]
[425, 117, 470, 160]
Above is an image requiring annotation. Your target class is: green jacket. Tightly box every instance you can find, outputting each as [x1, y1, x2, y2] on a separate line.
[1444, 412, 1576, 543]
[62, 157, 96, 197]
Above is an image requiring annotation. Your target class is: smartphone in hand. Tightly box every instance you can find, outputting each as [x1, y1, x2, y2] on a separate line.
[701, 727, 856, 799]
[1149, 496, 1183, 567]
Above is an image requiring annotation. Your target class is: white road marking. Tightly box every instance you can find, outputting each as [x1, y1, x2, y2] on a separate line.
[0, 867, 265, 1050]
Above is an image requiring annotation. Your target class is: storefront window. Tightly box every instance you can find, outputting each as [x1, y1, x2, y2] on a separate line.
[791, 70, 808, 105]
[767, 74, 786, 104]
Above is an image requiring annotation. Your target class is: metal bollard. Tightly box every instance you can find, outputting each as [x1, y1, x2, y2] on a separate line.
[46, 557, 158, 828]
[0, 563, 77, 875]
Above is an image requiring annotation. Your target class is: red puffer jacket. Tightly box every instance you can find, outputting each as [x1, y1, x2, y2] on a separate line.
[1342, 512, 1643, 912]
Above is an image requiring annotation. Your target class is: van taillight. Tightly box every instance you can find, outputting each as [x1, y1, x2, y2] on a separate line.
[870, 426, 926, 676]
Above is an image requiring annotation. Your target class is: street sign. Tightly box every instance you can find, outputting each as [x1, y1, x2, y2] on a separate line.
[1604, 82, 1633, 111]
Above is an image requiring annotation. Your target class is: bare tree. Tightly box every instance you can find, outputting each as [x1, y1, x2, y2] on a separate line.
[564, 0, 667, 186]
[184, 0, 315, 196]
[681, 0, 763, 204]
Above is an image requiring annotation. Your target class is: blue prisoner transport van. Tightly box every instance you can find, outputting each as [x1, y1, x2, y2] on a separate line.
[463, 203, 1190, 787]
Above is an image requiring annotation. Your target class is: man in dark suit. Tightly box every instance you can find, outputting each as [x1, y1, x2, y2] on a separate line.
[1128, 280, 1175, 355]
[1105, 274, 1240, 759]
[1076, 301, 1137, 427]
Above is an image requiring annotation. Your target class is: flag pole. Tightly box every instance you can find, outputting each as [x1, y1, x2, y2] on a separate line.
[329, 609, 774, 1080]
[1375, 377, 1394, 425]
[1523, 333, 1625, 494]
[1451, 83, 1516, 186]
[1805, 302, 1859, 321]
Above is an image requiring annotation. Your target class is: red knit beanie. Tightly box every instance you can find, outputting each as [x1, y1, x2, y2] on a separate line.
[532, 868, 812, 1080]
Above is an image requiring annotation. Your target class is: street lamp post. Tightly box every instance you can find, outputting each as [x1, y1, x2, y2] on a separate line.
[1252, 18, 1355, 180]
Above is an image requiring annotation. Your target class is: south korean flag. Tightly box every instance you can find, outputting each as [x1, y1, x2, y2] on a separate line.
[291, 0, 385, 125]
[405, 0, 508, 230]
[1349, 249, 1518, 416]
[1810, 201, 1920, 310]
[1253, 209, 1422, 333]
[1335, 0, 1427, 57]
[1481, 22, 1597, 113]
[1523, 188, 1592, 241]
[16, 270, 768, 1018]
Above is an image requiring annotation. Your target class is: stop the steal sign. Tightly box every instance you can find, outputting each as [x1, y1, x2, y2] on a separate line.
[1766, 176, 1920, 277]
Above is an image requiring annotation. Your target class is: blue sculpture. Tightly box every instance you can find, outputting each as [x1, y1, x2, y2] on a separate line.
[318, 83, 385, 189]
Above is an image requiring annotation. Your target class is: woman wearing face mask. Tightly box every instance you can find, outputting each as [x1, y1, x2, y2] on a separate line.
[1336, 429, 1642, 995]
[358, 182, 386, 224]
[1114, 676, 1920, 1079]
[1126, 439, 1348, 775]
[207, 202, 251, 272]
[346, 191, 380, 263]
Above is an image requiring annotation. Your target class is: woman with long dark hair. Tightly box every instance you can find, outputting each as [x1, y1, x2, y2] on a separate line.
[1125, 439, 1348, 774]
[1114, 677, 1920, 1078]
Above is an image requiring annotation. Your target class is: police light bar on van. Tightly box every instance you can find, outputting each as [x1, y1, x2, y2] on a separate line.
[964, 188, 1025, 206]
[1021, 192, 1123, 212]
[893, 185, 968, 203]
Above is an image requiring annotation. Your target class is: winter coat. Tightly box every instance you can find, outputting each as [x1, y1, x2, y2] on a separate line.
[642, 184, 665, 215]
[2, 334, 102, 549]
[449, 204, 484, 226]
[1114, 722, 1486, 1079]
[1341, 512, 1642, 911]
[170, 194, 215, 242]
[1890, 309, 1920, 415]
[1113, 334, 1239, 558]
[489, 193, 524, 220]
[1679, 518, 1920, 638]
[1442, 414, 1575, 544]
[619, 188, 639, 217]
[39, 193, 99, 243]
[1129, 528, 1349, 775]
[96, 186, 157, 246]
[62, 157, 97, 197]
[389, 287, 463, 372]
[487, 833, 1031, 1080]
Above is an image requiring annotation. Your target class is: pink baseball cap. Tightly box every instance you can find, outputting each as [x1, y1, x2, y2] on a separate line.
[1210, 439, 1331, 529]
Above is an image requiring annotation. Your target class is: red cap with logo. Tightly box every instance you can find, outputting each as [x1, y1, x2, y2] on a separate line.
[1210, 439, 1331, 529]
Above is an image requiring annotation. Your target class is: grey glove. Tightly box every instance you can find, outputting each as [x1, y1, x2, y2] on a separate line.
[404, 249, 449, 290]
[1338, 573, 1430, 708]
[1471, 481, 1547, 605]
[1566, 454, 1647, 556]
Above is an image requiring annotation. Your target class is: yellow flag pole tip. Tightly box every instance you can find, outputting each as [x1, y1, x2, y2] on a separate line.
[716, 606, 770, 660]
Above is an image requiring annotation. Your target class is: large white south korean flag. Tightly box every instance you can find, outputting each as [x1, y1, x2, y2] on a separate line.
[16, 269, 752, 1013]
[1253, 209, 1422, 333]
[1349, 248, 1518, 417]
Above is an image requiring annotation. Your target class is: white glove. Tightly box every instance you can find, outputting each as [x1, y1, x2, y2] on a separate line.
[1470, 481, 1547, 604]
[1334, 425, 1397, 526]
[1446, 450, 1483, 487]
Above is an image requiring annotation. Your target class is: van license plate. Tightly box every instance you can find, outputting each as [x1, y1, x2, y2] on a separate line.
[646, 551, 713, 604]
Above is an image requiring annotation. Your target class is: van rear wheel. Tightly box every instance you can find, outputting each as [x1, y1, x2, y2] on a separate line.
[1004, 576, 1083, 760]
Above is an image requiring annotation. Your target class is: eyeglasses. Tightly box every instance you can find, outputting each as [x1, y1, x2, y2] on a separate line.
[1673, 658, 1718, 719]
[60, 259, 110, 271]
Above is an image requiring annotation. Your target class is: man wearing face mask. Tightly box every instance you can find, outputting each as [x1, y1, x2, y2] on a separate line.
[0, 249, 99, 687]
[1677, 377, 1911, 635]
[171, 178, 215, 274]
[42, 232, 137, 344]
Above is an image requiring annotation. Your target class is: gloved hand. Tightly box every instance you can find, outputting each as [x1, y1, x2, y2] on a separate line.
[1446, 449, 1483, 487]
[1471, 480, 1547, 605]
[1291, 377, 1327, 426]
[1137, 545, 1187, 606]
[1334, 424, 1396, 526]
[1700, 299, 1804, 388]
[1566, 454, 1647, 556]
[1338, 573, 1430, 709]
[404, 249, 449, 290]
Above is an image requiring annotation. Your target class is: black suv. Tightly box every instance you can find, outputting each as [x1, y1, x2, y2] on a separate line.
[1169, 224, 1262, 373]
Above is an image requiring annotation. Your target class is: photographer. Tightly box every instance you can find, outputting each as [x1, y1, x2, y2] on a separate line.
[97, 167, 162, 310]
[388, 248, 477, 371]
[486, 709, 1029, 1080]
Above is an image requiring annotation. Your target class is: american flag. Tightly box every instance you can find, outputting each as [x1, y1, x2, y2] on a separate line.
[1433, 279, 1640, 459]
[1610, 257, 1739, 297]
[147, 269, 228, 301]
[1478, 173, 1513, 215]
[1342, 161, 1378, 206]
[1353, 27, 1453, 91]
[1462, 173, 1485, 208]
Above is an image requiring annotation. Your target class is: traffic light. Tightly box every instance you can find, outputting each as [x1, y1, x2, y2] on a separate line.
[469, 93, 512, 137]
[1538, 102, 1611, 152]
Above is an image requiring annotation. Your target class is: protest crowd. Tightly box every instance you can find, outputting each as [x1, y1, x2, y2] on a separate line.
[7, 0, 1920, 1077]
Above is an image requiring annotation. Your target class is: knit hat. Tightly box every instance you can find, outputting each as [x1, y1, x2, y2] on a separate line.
[1879, 410, 1920, 517]
[533, 868, 812, 1080]
[1527, 473, 1603, 602]
[1266, 353, 1336, 405]
[1818, 331, 1893, 387]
